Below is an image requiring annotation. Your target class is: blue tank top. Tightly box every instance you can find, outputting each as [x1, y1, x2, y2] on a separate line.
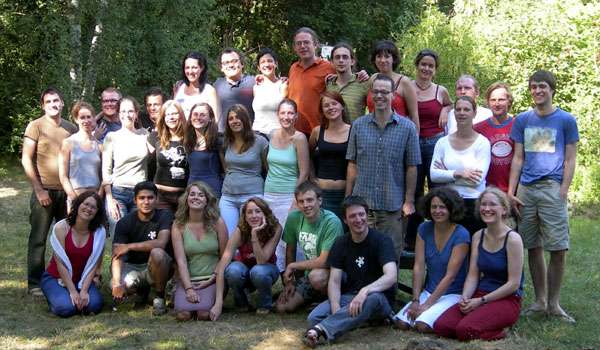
[477, 229, 524, 297]
[264, 136, 298, 194]
[188, 149, 223, 197]
[69, 139, 101, 189]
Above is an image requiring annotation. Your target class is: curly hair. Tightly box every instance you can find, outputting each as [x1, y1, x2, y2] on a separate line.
[183, 103, 220, 154]
[476, 186, 511, 220]
[319, 91, 349, 129]
[157, 100, 186, 150]
[223, 104, 255, 153]
[71, 101, 95, 122]
[418, 187, 465, 223]
[66, 191, 106, 232]
[174, 182, 220, 232]
[238, 197, 279, 244]
[181, 51, 208, 89]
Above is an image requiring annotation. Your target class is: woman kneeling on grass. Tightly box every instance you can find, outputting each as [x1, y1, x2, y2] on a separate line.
[41, 191, 106, 317]
[215, 197, 282, 314]
[434, 187, 524, 341]
[171, 181, 228, 321]
[394, 186, 470, 332]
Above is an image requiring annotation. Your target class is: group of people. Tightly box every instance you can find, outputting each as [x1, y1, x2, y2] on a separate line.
[21, 25, 578, 347]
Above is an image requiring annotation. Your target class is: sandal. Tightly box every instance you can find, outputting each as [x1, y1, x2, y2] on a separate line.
[550, 312, 576, 324]
[302, 326, 324, 349]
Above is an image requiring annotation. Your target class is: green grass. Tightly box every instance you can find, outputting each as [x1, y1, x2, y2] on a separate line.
[1, 156, 598, 349]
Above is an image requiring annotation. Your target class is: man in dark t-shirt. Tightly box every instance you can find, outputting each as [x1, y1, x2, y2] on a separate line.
[302, 196, 398, 347]
[111, 181, 174, 316]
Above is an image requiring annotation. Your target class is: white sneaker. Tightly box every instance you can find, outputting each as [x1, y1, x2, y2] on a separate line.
[152, 297, 168, 316]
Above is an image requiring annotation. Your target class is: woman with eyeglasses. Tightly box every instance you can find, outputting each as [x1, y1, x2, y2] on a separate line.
[147, 100, 189, 213]
[174, 51, 218, 119]
[102, 97, 150, 235]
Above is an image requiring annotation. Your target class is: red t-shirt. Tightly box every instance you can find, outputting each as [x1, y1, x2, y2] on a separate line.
[47, 228, 94, 282]
[234, 240, 277, 267]
[473, 117, 515, 192]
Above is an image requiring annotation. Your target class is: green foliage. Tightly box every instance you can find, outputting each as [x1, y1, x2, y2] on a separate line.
[396, 0, 600, 204]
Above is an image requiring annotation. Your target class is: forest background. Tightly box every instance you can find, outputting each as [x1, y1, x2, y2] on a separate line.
[1, 0, 598, 206]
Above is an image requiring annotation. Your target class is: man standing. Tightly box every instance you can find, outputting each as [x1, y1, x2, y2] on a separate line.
[111, 181, 174, 316]
[445, 75, 492, 134]
[346, 75, 421, 258]
[302, 196, 397, 347]
[213, 48, 255, 132]
[325, 43, 370, 124]
[508, 70, 578, 323]
[275, 181, 343, 313]
[473, 82, 515, 192]
[22, 88, 78, 296]
[138, 87, 167, 132]
[288, 27, 336, 136]
[94, 87, 122, 142]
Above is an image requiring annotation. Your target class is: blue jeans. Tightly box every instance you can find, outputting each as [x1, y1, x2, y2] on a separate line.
[106, 186, 135, 236]
[225, 261, 279, 309]
[28, 190, 67, 289]
[219, 193, 263, 235]
[307, 292, 392, 342]
[40, 271, 103, 317]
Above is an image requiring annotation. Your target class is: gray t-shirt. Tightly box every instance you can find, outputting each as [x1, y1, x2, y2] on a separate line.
[213, 75, 255, 133]
[222, 135, 268, 195]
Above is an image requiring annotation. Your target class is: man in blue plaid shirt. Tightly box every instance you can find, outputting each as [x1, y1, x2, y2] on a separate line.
[345, 75, 421, 258]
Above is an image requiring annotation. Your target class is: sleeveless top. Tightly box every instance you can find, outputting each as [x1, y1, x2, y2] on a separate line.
[183, 225, 220, 280]
[47, 228, 94, 282]
[69, 139, 101, 190]
[366, 76, 407, 117]
[174, 83, 215, 119]
[252, 80, 284, 135]
[234, 240, 277, 266]
[316, 126, 349, 180]
[477, 229, 524, 297]
[264, 134, 298, 194]
[188, 146, 223, 198]
[417, 84, 444, 138]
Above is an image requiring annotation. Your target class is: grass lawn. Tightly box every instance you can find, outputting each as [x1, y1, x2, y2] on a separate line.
[1, 156, 597, 350]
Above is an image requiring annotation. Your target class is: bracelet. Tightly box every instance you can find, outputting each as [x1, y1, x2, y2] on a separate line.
[411, 299, 419, 302]
[112, 284, 122, 289]
[481, 296, 487, 304]
[212, 272, 217, 275]
[185, 287, 193, 291]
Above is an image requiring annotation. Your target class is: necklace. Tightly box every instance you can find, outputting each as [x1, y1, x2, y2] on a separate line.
[415, 81, 432, 91]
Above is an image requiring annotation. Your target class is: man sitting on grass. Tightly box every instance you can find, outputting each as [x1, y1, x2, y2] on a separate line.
[302, 196, 398, 348]
[111, 181, 174, 316]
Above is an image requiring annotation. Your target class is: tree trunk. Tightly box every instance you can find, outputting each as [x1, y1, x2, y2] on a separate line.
[68, 0, 82, 103]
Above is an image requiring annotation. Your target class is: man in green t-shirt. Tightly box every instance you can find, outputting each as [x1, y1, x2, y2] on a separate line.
[274, 181, 343, 313]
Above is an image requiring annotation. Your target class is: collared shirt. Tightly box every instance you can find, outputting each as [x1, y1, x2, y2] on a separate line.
[346, 111, 421, 211]
[288, 58, 335, 134]
[214, 75, 255, 133]
[326, 75, 370, 124]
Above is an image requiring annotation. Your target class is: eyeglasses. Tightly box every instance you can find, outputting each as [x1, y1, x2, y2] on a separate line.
[371, 90, 391, 96]
[221, 59, 240, 66]
[102, 99, 118, 104]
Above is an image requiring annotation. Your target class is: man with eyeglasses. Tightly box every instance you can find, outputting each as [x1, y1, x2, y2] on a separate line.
[325, 43, 370, 124]
[346, 75, 421, 259]
[94, 87, 122, 142]
[213, 48, 255, 133]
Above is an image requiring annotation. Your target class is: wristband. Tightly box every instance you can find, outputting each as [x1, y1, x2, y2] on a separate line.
[185, 287, 193, 291]
[481, 296, 487, 304]
[412, 299, 419, 303]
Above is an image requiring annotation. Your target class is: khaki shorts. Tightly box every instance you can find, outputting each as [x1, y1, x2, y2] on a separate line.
[517, 180, 569, 251]
[115, 254, 174, 289]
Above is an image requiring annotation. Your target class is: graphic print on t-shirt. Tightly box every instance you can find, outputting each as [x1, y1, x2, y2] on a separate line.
[299, 231, 318, 259]
[161, 146, 187, 179]
[355, 256, 365, 268]
[524, 127, 556, 153]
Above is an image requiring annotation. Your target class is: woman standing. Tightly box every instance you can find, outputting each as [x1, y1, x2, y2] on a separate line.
[406, 49, 454, 250]
[171, 182, 228, 321]
[431, 96, 491, 235]
[308, 91, 351, 220]
[174, 51, 218, 118]
[102, 97, 149, 235]
[252, 48, 288, 136]
[367, 40, 419, 129]
[434, 187, 525, 340]
[215, 197, 282, 314]
[59, 102, 103, 212]
[219, 104, 269, 234]
[184, 103, 224, 197]
[394, 187, 470, 333]
[148, 100, 189, 213]
[41, 191, 106, 317]
[264, 99, 309, 272]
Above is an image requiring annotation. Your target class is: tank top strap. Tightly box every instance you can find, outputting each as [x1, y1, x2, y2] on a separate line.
[479, 228, 486, 249]
[504, 229, 515, 247]
[395, 76, 402, 89]
[318, 125, 325, 142]
[435, 83, 440, 97]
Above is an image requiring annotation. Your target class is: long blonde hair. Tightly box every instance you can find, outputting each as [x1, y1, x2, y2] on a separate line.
[174, 182, 220, 232]
[157, 100, 186, 150]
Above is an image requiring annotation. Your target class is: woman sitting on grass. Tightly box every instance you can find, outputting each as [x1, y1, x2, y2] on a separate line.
[394, 186, 470, 332]
[171, 181, 228, 321]
[215, 197, 282, 314]
[434, 187, 524, 341]
[41, 191, 106, 317]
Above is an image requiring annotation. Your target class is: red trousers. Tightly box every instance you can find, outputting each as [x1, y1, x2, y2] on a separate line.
[433, 290, 521, 341]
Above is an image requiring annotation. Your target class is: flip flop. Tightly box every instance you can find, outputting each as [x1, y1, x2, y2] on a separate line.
[521, 307, 545, 316]
[550, 312, 576, 324]
[301, 327, 323, 349]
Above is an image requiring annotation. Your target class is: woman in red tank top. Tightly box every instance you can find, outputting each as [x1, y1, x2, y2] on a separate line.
[41, 191, 106, 317]
[215, 197, 282, 314]
[405, 49, 453, 251]
[366, 40, 420, 130]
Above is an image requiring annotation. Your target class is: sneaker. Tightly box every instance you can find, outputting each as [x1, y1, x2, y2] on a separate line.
[28, 287, 44, 297]
[152, 297, 168, 316]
